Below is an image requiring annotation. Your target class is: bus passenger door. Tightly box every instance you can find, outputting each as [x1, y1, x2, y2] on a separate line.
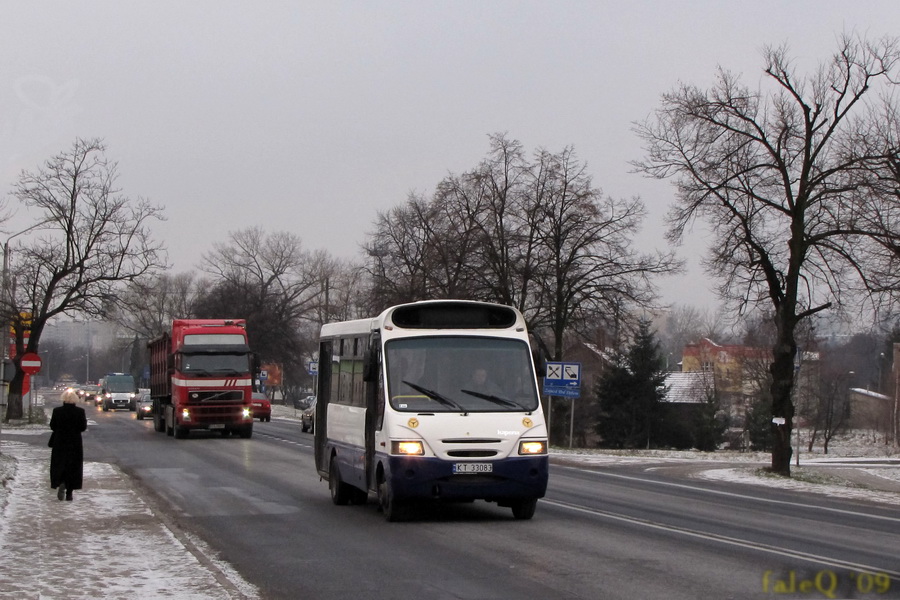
[314, 340, 333, 477]
[363, 334, 381, 492]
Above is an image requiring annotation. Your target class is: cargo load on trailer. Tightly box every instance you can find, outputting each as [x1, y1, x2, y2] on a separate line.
[148, 319, 255, 439]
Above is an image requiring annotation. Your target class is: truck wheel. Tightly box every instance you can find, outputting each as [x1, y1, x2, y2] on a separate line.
[154, 414, 165, 433]
[174, 425, 189, 439]
[238, 426, 253, 439]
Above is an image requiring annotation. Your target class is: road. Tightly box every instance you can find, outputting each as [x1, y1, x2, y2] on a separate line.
[79, 400, 900, 600]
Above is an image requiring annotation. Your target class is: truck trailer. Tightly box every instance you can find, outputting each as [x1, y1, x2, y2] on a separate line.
[148, 319, 255, 439]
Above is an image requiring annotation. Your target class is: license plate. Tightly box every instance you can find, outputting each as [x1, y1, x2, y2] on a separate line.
[453, 462, 492, 474]
[209, 424, 225, 430]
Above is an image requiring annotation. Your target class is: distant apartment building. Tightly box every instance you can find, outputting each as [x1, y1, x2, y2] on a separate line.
[681, 338, 819, 422]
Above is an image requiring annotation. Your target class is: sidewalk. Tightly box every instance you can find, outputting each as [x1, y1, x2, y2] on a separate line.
[0, 438, 259, 600]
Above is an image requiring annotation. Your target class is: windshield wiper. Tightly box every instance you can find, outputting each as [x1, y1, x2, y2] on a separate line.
[210, 368, 244, 375]
[402, 380, 467, 413]
[460, 389, 525, 409]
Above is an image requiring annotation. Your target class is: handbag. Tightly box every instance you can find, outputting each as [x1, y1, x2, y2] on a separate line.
[47, 432, 55, 448]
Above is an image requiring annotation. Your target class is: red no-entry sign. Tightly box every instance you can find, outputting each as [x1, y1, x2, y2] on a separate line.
[20, 352, 42, 374]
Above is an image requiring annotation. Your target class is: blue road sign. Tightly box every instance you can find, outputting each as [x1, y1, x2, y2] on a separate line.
[543, 361, 582, 398]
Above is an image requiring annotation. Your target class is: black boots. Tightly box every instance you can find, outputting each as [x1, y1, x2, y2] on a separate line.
[57, 483, 66, 501]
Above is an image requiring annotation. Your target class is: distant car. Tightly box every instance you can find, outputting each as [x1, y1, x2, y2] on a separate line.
[300, 397, 316, 433]
[293, 394, 315, 409]
[77, 384, 101, 404]
[251, 392, 271, 422]
[135, 390, 153, 420]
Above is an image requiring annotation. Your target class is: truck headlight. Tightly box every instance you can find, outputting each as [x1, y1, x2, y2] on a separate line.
[518, 440, 547, 455]
[181, 409, 191, 421]
[242, 407, 252, 419]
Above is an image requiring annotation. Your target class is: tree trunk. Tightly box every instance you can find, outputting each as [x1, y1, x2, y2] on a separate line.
[3, 372, 25, 421]
[769, 328, 797, 476]
[806, 427, 818, 453]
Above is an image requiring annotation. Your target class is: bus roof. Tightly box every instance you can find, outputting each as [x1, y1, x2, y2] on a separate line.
[319, 300, 526, 339]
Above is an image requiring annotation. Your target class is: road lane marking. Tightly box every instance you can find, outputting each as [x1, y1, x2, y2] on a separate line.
[555, 465, 900, 524]
[542, 497, 900, 579]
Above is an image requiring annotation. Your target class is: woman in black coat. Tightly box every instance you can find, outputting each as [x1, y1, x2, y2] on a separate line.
[49, 389, 87, 501]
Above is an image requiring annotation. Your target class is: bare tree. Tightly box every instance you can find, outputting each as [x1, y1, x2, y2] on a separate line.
[806, 364, 852, 455]
[365, 134, 680, 360]
[112, 272, 200, 339]
[526, 144, 678, 358]
[197, 228, 350, 388]
[633, 35, 900, 475]
[3, 137, 165, 420]
[364, 194, 440, 306]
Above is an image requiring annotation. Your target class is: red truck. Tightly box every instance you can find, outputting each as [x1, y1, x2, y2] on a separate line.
[148, 319, 255, 439]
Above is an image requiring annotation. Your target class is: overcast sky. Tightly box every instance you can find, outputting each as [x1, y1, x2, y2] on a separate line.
[2, 1, 899, 311]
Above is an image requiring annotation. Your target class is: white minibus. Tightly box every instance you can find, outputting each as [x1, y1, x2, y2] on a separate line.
[314, 300, 549, 521]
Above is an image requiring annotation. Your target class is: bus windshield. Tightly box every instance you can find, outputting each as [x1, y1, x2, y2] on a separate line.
[385, 336, 539, 413]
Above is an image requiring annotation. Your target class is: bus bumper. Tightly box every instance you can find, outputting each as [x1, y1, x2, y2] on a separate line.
[382, 454, 548, 501]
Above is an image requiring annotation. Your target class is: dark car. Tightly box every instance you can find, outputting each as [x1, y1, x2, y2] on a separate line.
[135, 390, 153, 420]
[300, 397, 315, 433]
[251, 392, 271, 422]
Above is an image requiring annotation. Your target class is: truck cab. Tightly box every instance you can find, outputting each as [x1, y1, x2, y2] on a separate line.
[150, 319, 255, 439]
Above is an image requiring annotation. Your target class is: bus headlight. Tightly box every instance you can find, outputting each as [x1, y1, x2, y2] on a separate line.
[392, 441, 424, 455]
[518, 440, 547, 455]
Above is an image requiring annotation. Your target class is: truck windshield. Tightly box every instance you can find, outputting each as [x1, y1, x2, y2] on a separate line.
[180, 353, 250, 375]
[385, 336, 539, 413]
[105, 376, 135, 393]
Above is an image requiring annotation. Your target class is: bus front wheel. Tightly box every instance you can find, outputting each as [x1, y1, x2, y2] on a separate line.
[378, 476, 406, 522]
[329, 458, 352, 505]
[510, 498, 537, 520]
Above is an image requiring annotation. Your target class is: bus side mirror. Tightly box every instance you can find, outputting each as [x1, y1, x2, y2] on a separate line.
[363, 346, 379, 382]
[533, 349, 546, 378]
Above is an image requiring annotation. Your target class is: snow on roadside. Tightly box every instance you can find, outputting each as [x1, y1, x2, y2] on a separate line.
[697, 466, 900, 505]
[0, 440, 259, 599]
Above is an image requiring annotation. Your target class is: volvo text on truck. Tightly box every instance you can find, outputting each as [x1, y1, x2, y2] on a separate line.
[148, 319, 255, 439]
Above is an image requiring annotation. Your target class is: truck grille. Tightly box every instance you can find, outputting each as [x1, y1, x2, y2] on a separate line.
[190, 405, 246, 423]
[187, 390, 244, 403]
